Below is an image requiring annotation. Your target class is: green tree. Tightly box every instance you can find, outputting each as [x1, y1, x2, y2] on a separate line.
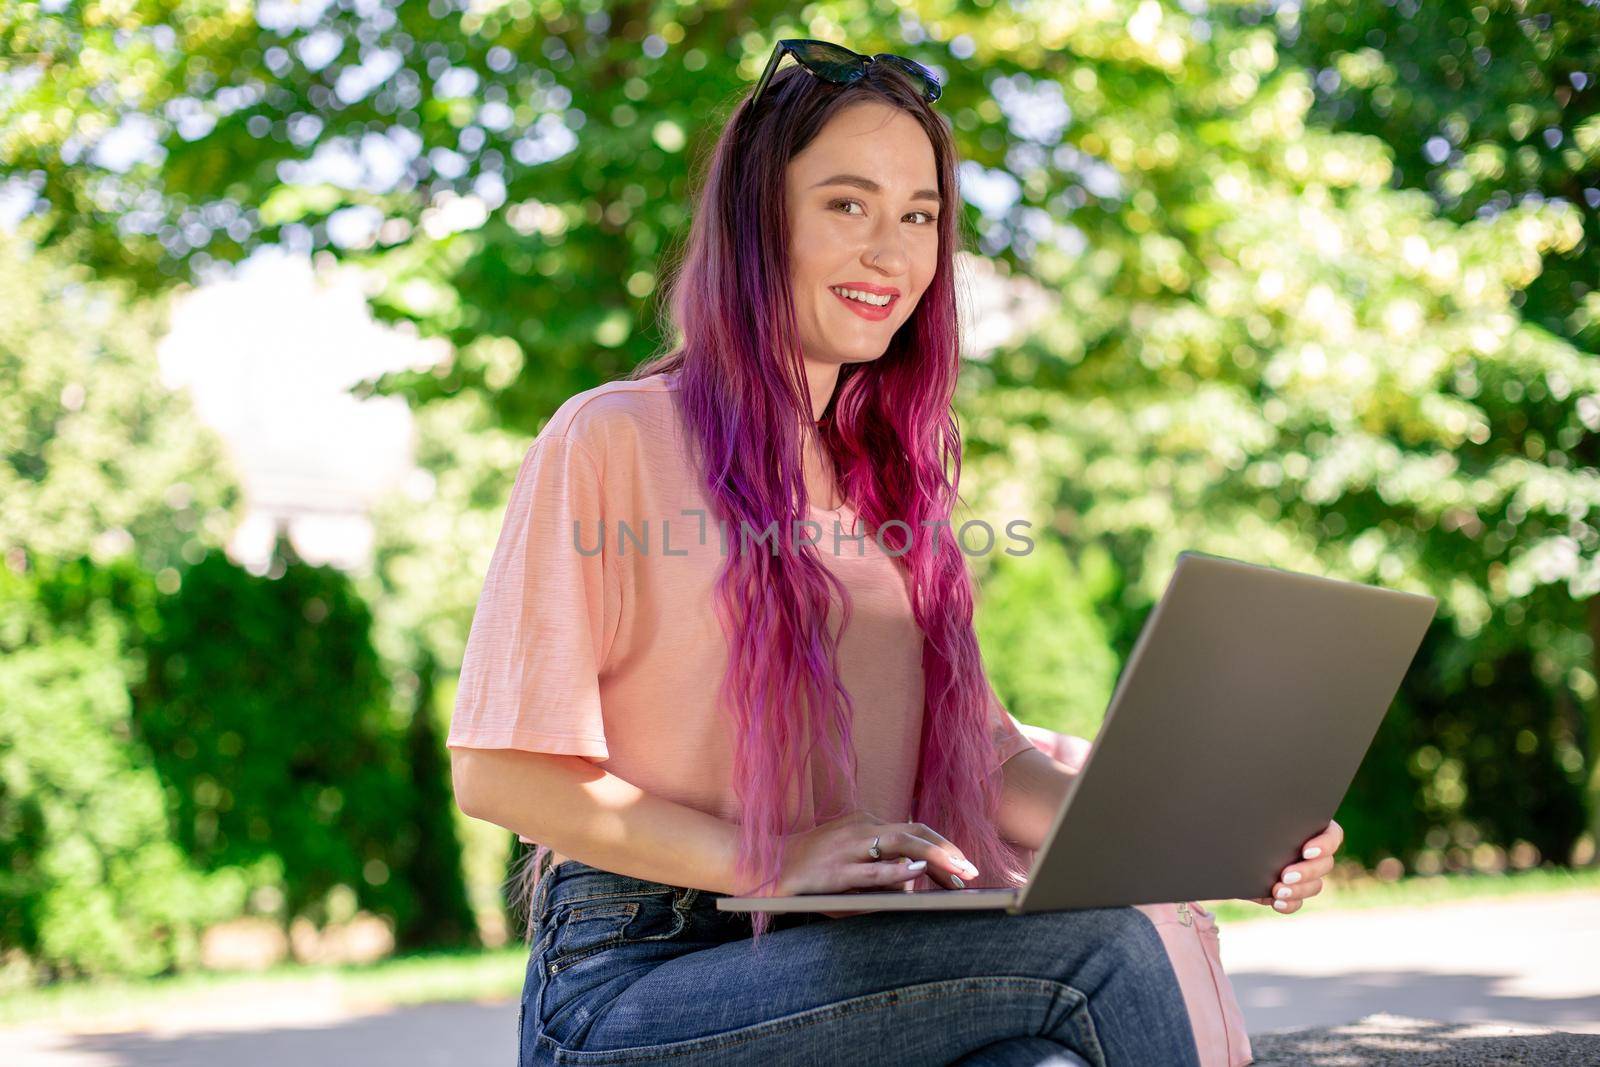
[0, 232, 242, 573]
[129, 539, 474, 946]
[1281, 0, 1598, 356]
[0, 558, 257, 982]
[949, 1, 1598, 869]
[1275, 0, 1600, 860]
[976, 535, 1123, 746]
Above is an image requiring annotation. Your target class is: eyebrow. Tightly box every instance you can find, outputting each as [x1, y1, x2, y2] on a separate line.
[810, 173, 942, 204]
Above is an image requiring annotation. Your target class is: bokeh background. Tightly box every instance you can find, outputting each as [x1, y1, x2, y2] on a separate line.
[2, 0, 1597, 1051]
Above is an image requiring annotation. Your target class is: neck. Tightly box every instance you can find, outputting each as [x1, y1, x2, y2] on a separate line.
[801, 357, 841, 423]
[795, 357, 846, 509]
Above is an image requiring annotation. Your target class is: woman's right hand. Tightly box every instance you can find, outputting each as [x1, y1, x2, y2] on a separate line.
[768, 809, 982, 915]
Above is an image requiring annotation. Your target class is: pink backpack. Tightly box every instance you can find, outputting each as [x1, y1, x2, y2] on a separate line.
[1012, 722, 1254, 1067]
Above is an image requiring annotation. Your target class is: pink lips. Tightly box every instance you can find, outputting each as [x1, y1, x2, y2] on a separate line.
[830, 287, 898, 321]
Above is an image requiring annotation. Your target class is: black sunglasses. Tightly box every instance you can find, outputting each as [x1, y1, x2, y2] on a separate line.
[750, 39, 944, 113]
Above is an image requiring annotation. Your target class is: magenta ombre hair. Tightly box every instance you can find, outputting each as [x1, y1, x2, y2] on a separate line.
[513, 58, 1029, 949]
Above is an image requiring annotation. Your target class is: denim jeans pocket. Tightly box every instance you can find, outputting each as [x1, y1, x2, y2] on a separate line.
[535, 887, 707, 1054]
[545, 900, 644, 976]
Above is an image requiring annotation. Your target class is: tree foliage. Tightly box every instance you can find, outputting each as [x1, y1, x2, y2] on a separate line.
[0, 558, 255, 983]
[129, 542, 467, 942]
[0, 231, 243, 574]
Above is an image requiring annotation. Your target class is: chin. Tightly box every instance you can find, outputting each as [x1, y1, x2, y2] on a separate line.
[838, 351, 886, 368]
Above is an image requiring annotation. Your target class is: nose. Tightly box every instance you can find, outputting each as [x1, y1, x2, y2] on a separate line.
[864, 226, 911, 276]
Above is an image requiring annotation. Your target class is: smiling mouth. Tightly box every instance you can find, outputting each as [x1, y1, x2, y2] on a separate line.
[829, 286, 899, 320]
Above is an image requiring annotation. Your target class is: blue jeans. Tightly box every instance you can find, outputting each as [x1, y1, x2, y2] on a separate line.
[519, 860, 1201, 1066]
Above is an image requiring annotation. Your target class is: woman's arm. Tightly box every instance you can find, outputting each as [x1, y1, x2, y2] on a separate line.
[451, 747, 747, 896]
[993, 746, 1077, 853]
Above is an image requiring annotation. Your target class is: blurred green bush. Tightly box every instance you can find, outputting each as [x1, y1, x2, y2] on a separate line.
[0, 547, 477, 983]
[0, 559, 254, 982]
[129, 548, 423, 931]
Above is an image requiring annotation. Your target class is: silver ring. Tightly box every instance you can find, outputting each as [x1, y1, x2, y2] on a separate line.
[867, 834, 881, 860]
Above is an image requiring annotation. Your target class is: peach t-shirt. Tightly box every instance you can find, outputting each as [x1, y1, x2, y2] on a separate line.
[446, 372, 1034, 870]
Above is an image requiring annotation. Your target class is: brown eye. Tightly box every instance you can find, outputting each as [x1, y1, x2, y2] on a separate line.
[831, 199, 938, 225]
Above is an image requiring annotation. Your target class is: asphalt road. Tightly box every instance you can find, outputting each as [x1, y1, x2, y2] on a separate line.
[1219, 890, 1600, 1037]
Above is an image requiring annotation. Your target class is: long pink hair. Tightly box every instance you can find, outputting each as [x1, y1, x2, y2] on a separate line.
[514, 57, 1029, 949]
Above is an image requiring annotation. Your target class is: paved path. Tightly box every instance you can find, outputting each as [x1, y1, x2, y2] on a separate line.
[1248, 1014, 1600, 1065]
[4, 892, 1595, 1065]
[1219, 891, 1600, 1037]
[3, 1000, 514, 1066]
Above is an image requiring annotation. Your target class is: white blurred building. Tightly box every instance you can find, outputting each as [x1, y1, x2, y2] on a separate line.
[158, 248, 446, 574]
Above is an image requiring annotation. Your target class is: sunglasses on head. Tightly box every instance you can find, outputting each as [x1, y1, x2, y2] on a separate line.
[749, 39, 944, 113]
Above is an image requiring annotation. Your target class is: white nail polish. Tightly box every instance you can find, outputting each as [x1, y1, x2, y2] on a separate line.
[1274, 899, 1289, 911]
[1284, 870, 1302, 884]
[1275, 886, 1292, 899]
[1303, 846, 1321, 859]
[906, 859, 927, 871]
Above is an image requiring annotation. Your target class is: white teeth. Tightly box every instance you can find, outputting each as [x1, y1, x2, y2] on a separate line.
[831, 286, 892, 307]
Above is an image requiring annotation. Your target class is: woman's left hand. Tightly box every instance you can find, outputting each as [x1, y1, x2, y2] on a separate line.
[1248, 819, 1343, 914]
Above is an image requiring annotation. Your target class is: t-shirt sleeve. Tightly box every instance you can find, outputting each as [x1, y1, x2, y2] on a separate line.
[988, 683, 1037, 772]
[447, 433, 615, 762]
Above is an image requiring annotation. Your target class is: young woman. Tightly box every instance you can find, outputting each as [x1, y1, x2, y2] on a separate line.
[448, 40, 1342, 1067]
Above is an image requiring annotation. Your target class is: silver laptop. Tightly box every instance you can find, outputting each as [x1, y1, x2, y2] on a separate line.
[716, 550, 1438, 916]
